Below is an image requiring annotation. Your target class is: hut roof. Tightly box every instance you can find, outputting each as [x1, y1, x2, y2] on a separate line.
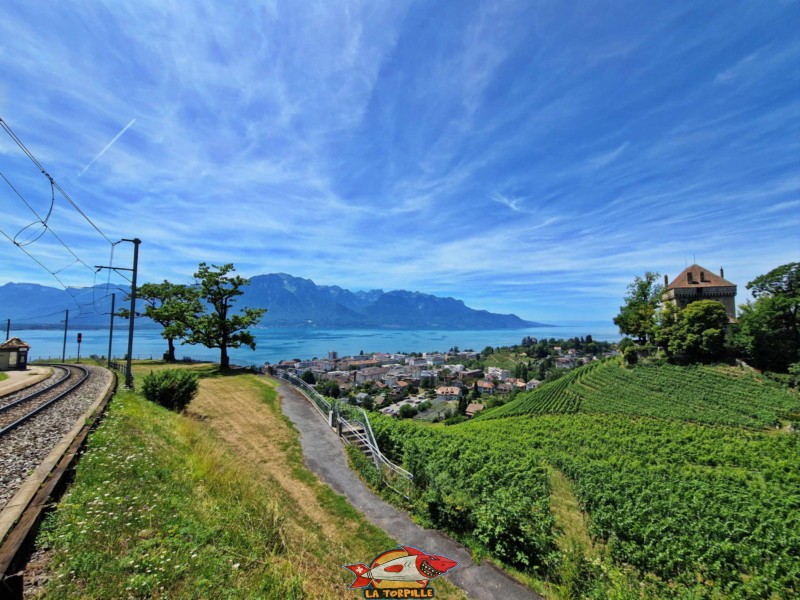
[0, 337, 30, 350]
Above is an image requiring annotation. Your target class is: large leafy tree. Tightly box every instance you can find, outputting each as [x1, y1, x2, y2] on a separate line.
[664, 300, 729, 363]
[120, 281, 201, 362]
[185, 263, 266, 370]
[613, 272, 663, 343]
[736, 262, 800, 372]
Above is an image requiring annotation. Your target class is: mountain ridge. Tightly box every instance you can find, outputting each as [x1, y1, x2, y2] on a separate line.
[0, 274, 549, 330]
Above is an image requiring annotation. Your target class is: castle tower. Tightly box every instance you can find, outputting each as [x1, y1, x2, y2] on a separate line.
[662, 265, 737, 321]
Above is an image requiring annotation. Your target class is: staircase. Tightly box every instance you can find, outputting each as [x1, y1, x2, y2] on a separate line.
[340, 423, 374, 461]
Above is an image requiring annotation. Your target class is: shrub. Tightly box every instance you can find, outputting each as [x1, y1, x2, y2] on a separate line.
[398, 404, 418, 419]
[623, 345, 638, 366]
[141, 368, 199, 411]
[619, 337, 635, 353]
[444, 414, 467, 426]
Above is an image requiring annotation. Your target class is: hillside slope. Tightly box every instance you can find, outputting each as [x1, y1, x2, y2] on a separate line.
[480, 359, 800, 428]
[371, 371, 800, 598]
[34, 366, 467, 599]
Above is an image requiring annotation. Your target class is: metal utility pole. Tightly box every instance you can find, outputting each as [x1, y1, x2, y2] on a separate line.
[124, 238, 140, 388]
[96, 237, 141, 388]
[61, 309, 69, 362]
[4, 318, 9, 341]
[107, 293, 115, 367]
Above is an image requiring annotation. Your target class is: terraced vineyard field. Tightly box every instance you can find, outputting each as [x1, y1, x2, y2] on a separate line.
[370, 362, 800, 598]
[482, 359, 800, 428]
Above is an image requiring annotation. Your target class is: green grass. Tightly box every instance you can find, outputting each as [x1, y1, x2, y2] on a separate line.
[35, 368, 467, 599]
[37, 389, 305, 599]
[0, 372, 8, 382]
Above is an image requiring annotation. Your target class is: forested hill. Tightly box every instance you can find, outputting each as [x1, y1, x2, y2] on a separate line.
[479, 358, 800, 428]
[0, 274, 547, 329]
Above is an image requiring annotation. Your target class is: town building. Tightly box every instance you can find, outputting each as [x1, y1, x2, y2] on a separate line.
[465, 403, 485, 418]
[476, 380, 495, 395]
[486, 367, 511, 380]
[435, 386, 461, 401]
[459, 368, 484, 381]
[526, 379, 542, 391]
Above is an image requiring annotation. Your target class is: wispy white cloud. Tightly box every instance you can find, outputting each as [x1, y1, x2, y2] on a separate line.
[490, 192, 524, 212]
[714, 40, 800, 98]
[586, 142, 630, 170]
[0, 0, 797, 323]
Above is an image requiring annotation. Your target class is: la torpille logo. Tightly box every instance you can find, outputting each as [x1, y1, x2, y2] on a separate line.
[343, 546, 458, 598]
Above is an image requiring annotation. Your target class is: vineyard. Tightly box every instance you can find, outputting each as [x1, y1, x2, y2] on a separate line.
[482, 359, 800, 428]
[369, 364, 800, 598]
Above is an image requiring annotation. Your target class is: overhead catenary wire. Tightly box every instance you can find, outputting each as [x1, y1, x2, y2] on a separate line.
[90, 248, 128, 315]
[0, 116, 114, 245]
[0, 116, 128, 313]
[1, 168, 96, 273]
[0, 306, 85, 323]
[0, 167, 54, 225]
[0, 227, 83, 310]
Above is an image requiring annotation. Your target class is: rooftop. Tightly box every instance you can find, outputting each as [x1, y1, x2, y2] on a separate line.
[666, 264, 736, 290]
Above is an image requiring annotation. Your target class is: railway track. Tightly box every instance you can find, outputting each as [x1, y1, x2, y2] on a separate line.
[0, 365, 111, 512]
[0, 365, 115, 598]
[0, 365, 89, 436]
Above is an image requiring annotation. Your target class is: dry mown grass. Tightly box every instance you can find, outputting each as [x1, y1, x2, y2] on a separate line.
[36, 363, 467, 599]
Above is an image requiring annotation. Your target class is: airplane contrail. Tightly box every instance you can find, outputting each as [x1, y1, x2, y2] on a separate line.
[78, 118, 136, 176]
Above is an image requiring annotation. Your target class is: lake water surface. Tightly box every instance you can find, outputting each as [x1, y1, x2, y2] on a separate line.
[15, 324, 620, 365]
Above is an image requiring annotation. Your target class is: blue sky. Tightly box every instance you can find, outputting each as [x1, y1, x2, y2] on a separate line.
[1, 0, 798, 323]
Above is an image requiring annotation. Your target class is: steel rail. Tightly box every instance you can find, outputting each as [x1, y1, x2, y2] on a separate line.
[0, 366, 70, 412]
[0, 365, 90, 438]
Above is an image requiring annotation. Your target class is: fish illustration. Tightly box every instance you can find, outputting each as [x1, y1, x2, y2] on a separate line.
[343, 546, 458, 588]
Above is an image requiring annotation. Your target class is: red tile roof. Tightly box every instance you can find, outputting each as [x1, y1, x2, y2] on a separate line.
[466, 403, 484, 416]
[665, 264, 735, 290]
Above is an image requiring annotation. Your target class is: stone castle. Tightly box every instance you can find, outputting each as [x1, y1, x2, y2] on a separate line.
[662, 264, 737, 321]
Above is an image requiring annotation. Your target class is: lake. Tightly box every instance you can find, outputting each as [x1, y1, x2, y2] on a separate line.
[14, 324, 621, 365]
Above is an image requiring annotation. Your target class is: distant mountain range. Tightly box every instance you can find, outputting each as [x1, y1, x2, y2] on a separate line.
[0, 273, 548, 330]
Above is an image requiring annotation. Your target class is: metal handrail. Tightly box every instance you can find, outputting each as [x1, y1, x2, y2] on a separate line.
[339, 414, 413, 498]
[275, 371, 332, 416]
[336, 401, 412, 479]
[276, 370, 413, 493]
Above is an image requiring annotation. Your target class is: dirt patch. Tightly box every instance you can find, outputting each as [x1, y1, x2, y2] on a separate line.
[21, 547, 54, 598]
[188, 374, 344, 544]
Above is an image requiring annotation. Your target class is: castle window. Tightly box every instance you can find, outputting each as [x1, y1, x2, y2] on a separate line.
[700, 271, 706, 282]
[686, 272, 693, 284]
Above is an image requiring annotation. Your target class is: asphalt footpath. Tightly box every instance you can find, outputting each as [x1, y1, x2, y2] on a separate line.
[275, 380, 542, 600]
